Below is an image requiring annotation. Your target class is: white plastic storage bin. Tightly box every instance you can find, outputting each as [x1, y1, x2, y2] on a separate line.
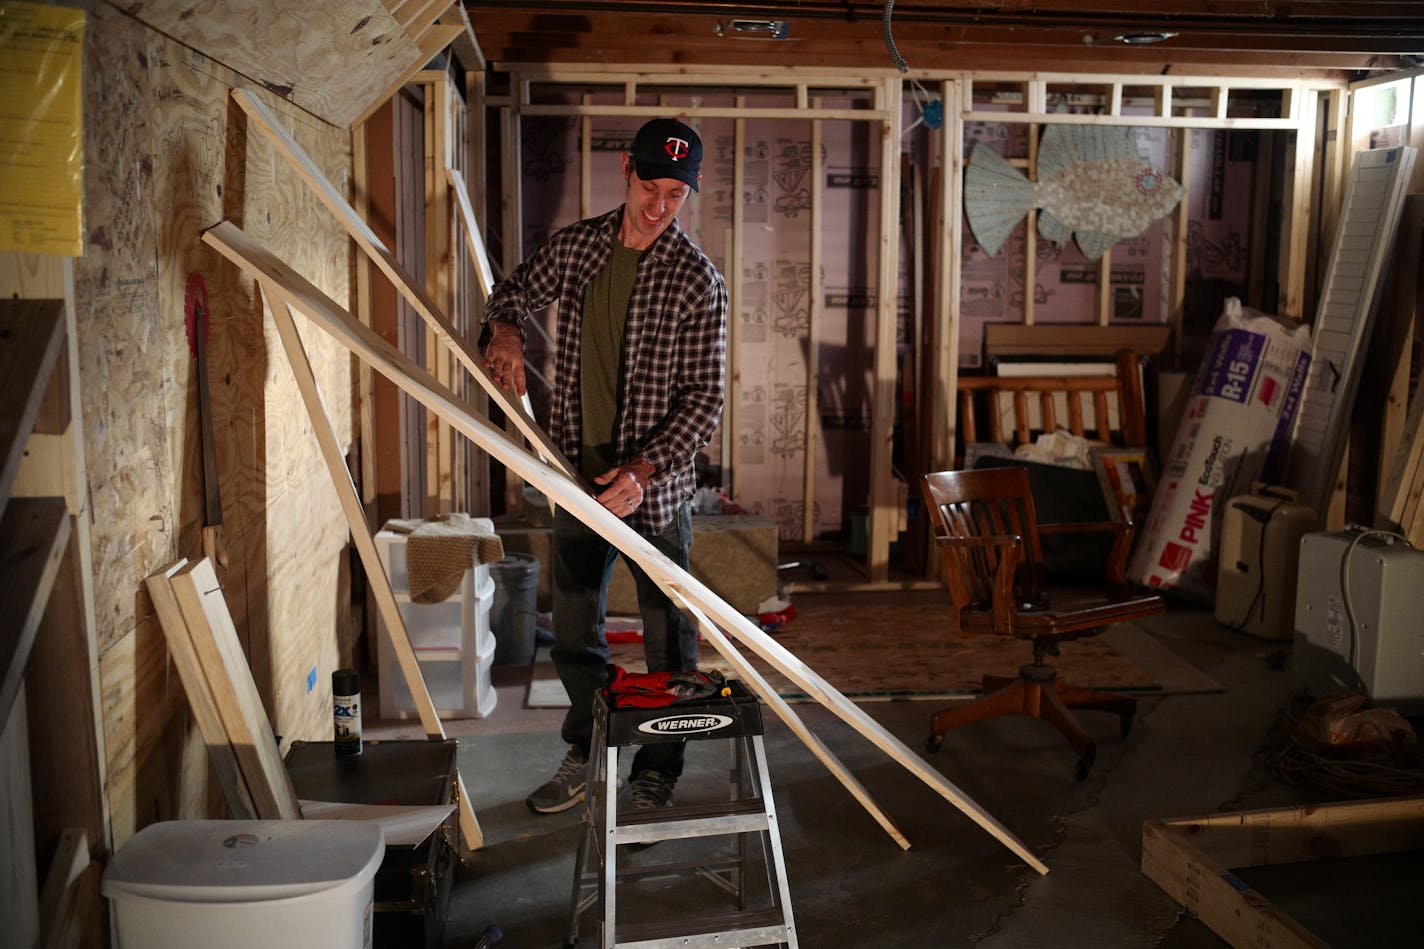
[374, 528, 496, 719]
[102, 819, 384, 949]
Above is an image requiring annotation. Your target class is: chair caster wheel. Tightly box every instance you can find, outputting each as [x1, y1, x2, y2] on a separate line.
[1075, 746, 1096, 781]
[1120, 716, 1134, 738]
[925, 734, 944, 754]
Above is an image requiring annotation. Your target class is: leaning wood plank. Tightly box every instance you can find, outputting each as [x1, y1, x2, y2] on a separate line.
[1142, 819, 1327, 949]
[0, 299, 66, 511]
[264, 291, 483, 852]
[203, 220, 1048, 874]
[170, 559, 301, 821]
[144, 560, 259, 819]
[445, 167, 496, 299]
[231, 88, 579, 483]
[38, 827, 87, 949]
[668, 588, 910, 851]
[0, 498, 70, 728]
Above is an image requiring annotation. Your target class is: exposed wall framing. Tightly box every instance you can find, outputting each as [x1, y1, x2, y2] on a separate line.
[481, 64, 1344, 584]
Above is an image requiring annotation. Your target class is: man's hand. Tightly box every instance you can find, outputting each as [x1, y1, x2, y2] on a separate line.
[482, 320, 527, 395]
[594, 458, 656, 518]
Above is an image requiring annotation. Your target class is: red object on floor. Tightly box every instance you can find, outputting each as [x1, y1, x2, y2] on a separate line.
[757, 601, 796, 630]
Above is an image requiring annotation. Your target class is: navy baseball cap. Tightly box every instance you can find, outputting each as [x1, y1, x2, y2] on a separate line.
[631, 118, 702, 191]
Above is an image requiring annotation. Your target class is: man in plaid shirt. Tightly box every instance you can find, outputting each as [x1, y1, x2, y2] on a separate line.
[482, 117, 728, 816]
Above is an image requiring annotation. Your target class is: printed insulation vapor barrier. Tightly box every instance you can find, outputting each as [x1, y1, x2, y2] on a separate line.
[1128, 298, 1311, 601]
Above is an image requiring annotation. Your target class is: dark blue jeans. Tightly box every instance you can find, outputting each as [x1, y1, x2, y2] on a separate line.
[551, 501, 697, 778]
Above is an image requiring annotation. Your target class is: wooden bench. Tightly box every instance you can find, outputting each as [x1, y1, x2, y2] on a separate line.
[956, 349, 1147, 455]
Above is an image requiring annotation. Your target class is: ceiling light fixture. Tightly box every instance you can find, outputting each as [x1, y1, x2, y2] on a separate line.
[714, 19, 789, 39]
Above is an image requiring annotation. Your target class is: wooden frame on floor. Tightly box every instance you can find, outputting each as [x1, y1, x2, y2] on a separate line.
[1142, 796, 1424, 949]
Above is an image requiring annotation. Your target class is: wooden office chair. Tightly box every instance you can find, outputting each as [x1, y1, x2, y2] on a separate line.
[920, 466, 1164, 779]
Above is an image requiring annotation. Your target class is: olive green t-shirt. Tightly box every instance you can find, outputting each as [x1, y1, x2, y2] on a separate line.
[579, 241, 643, 482]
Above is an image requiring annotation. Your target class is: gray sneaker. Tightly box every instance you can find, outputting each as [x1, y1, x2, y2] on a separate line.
[526, 747, 588, 814]
[629, 769, 675, 811]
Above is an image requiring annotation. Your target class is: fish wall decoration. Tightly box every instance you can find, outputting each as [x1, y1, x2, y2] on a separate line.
[965, 125, 1184, 261]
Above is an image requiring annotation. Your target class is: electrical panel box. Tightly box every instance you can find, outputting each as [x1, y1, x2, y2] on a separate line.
[1293, 530, 1424, 711]
[1214, 485, 1317, 639]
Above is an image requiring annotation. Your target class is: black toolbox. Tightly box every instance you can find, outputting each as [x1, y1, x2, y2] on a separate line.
[285, 738, 459, 949]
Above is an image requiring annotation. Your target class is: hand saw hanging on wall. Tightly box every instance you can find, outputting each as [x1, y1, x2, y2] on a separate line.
[185, 272, 229, 568]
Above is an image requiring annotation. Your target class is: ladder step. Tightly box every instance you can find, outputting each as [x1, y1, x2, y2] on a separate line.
[612, 797, 771, 845]
[615, 906, 792, 949]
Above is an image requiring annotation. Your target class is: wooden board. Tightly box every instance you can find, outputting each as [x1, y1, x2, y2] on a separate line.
[0, 499, 71, 728]
[263, 290, 484, 852]
[232, 87, 580, 484]
[202, 219, 1050, 875]
[1142, 796, 1424, 949]
[38, 827, 89, 949]
[118, 0, 427, 128]
[1, 691, 39, 949]
[1284, 146, 1417, 517]
[144, 560, 259, 819]
[169, 558, 301, 820]
[0, 299, 66, 511]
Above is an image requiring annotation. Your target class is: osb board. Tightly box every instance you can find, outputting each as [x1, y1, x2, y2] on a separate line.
[81, 5, 355, 838]
[118, 0, 425, 129]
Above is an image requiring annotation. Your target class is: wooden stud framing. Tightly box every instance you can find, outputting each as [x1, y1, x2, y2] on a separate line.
[202, 218, 1049, 874]
[803, 99, 824, 543]
[483, 65, 1337, 585]
[729, 97, 746, 495]
[1142, 797, 1424, 949]
[0, 499, 69, 730]
[868, 75, 904, 583]
[0, 300, 66, 510]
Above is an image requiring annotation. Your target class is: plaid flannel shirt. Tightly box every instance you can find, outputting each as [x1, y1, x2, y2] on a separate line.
[484, 207, 728, 535]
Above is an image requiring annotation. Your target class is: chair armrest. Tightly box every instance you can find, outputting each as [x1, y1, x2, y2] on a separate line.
[933, 534, 1022, 634]
[1035, 520, 1135, 588]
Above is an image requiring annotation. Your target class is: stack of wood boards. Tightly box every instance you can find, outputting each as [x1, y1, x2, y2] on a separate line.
[145, 558, 300, 821]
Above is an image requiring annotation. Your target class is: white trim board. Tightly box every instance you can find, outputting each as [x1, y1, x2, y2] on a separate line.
[1283, 146, 1417, 515]
[202, 218, 1049, 875]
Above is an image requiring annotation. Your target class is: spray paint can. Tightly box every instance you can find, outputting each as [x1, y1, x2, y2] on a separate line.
[332, 668, 362, 756]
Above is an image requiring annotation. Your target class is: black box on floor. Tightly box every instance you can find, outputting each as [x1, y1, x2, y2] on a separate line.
[285, 738, 459, 949]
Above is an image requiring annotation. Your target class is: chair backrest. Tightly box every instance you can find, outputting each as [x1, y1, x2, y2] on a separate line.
[921, 467, 1050, 631]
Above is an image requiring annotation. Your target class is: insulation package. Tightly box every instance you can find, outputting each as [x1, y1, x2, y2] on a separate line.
[1128, 299, 1311, 600]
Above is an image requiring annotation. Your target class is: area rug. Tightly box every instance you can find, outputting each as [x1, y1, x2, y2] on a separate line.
[526, 601, 1221, 707]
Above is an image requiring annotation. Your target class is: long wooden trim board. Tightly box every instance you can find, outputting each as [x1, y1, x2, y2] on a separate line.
[169, 558, 301, 820]
[145, 559, 258, 819]
[202, 218, 1049, 875]
[264, 290, 484, 851]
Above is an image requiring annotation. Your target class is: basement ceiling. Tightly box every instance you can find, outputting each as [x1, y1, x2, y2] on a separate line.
[464, 1, 1424, 77]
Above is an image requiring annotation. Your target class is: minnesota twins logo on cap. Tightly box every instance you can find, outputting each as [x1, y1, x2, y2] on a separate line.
[632, 117, 703, 192]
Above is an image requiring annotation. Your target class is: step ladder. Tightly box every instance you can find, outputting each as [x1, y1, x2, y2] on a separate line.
[565, 681, 798, 949]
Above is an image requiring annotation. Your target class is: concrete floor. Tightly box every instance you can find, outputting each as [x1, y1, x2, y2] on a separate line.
[364, 598, 1416, 948]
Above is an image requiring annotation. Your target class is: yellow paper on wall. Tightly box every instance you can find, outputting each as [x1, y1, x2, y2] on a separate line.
[0, 2, 85, 256]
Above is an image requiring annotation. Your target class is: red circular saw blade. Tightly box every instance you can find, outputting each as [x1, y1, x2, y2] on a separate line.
[184, 271, 209, 357]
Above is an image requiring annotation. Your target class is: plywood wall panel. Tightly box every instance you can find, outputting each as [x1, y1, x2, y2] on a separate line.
[77, 3, 357, 843]
[120, 0, 423, 128]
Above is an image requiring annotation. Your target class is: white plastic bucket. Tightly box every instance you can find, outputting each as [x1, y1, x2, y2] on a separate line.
[102, 820, 384, 949]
